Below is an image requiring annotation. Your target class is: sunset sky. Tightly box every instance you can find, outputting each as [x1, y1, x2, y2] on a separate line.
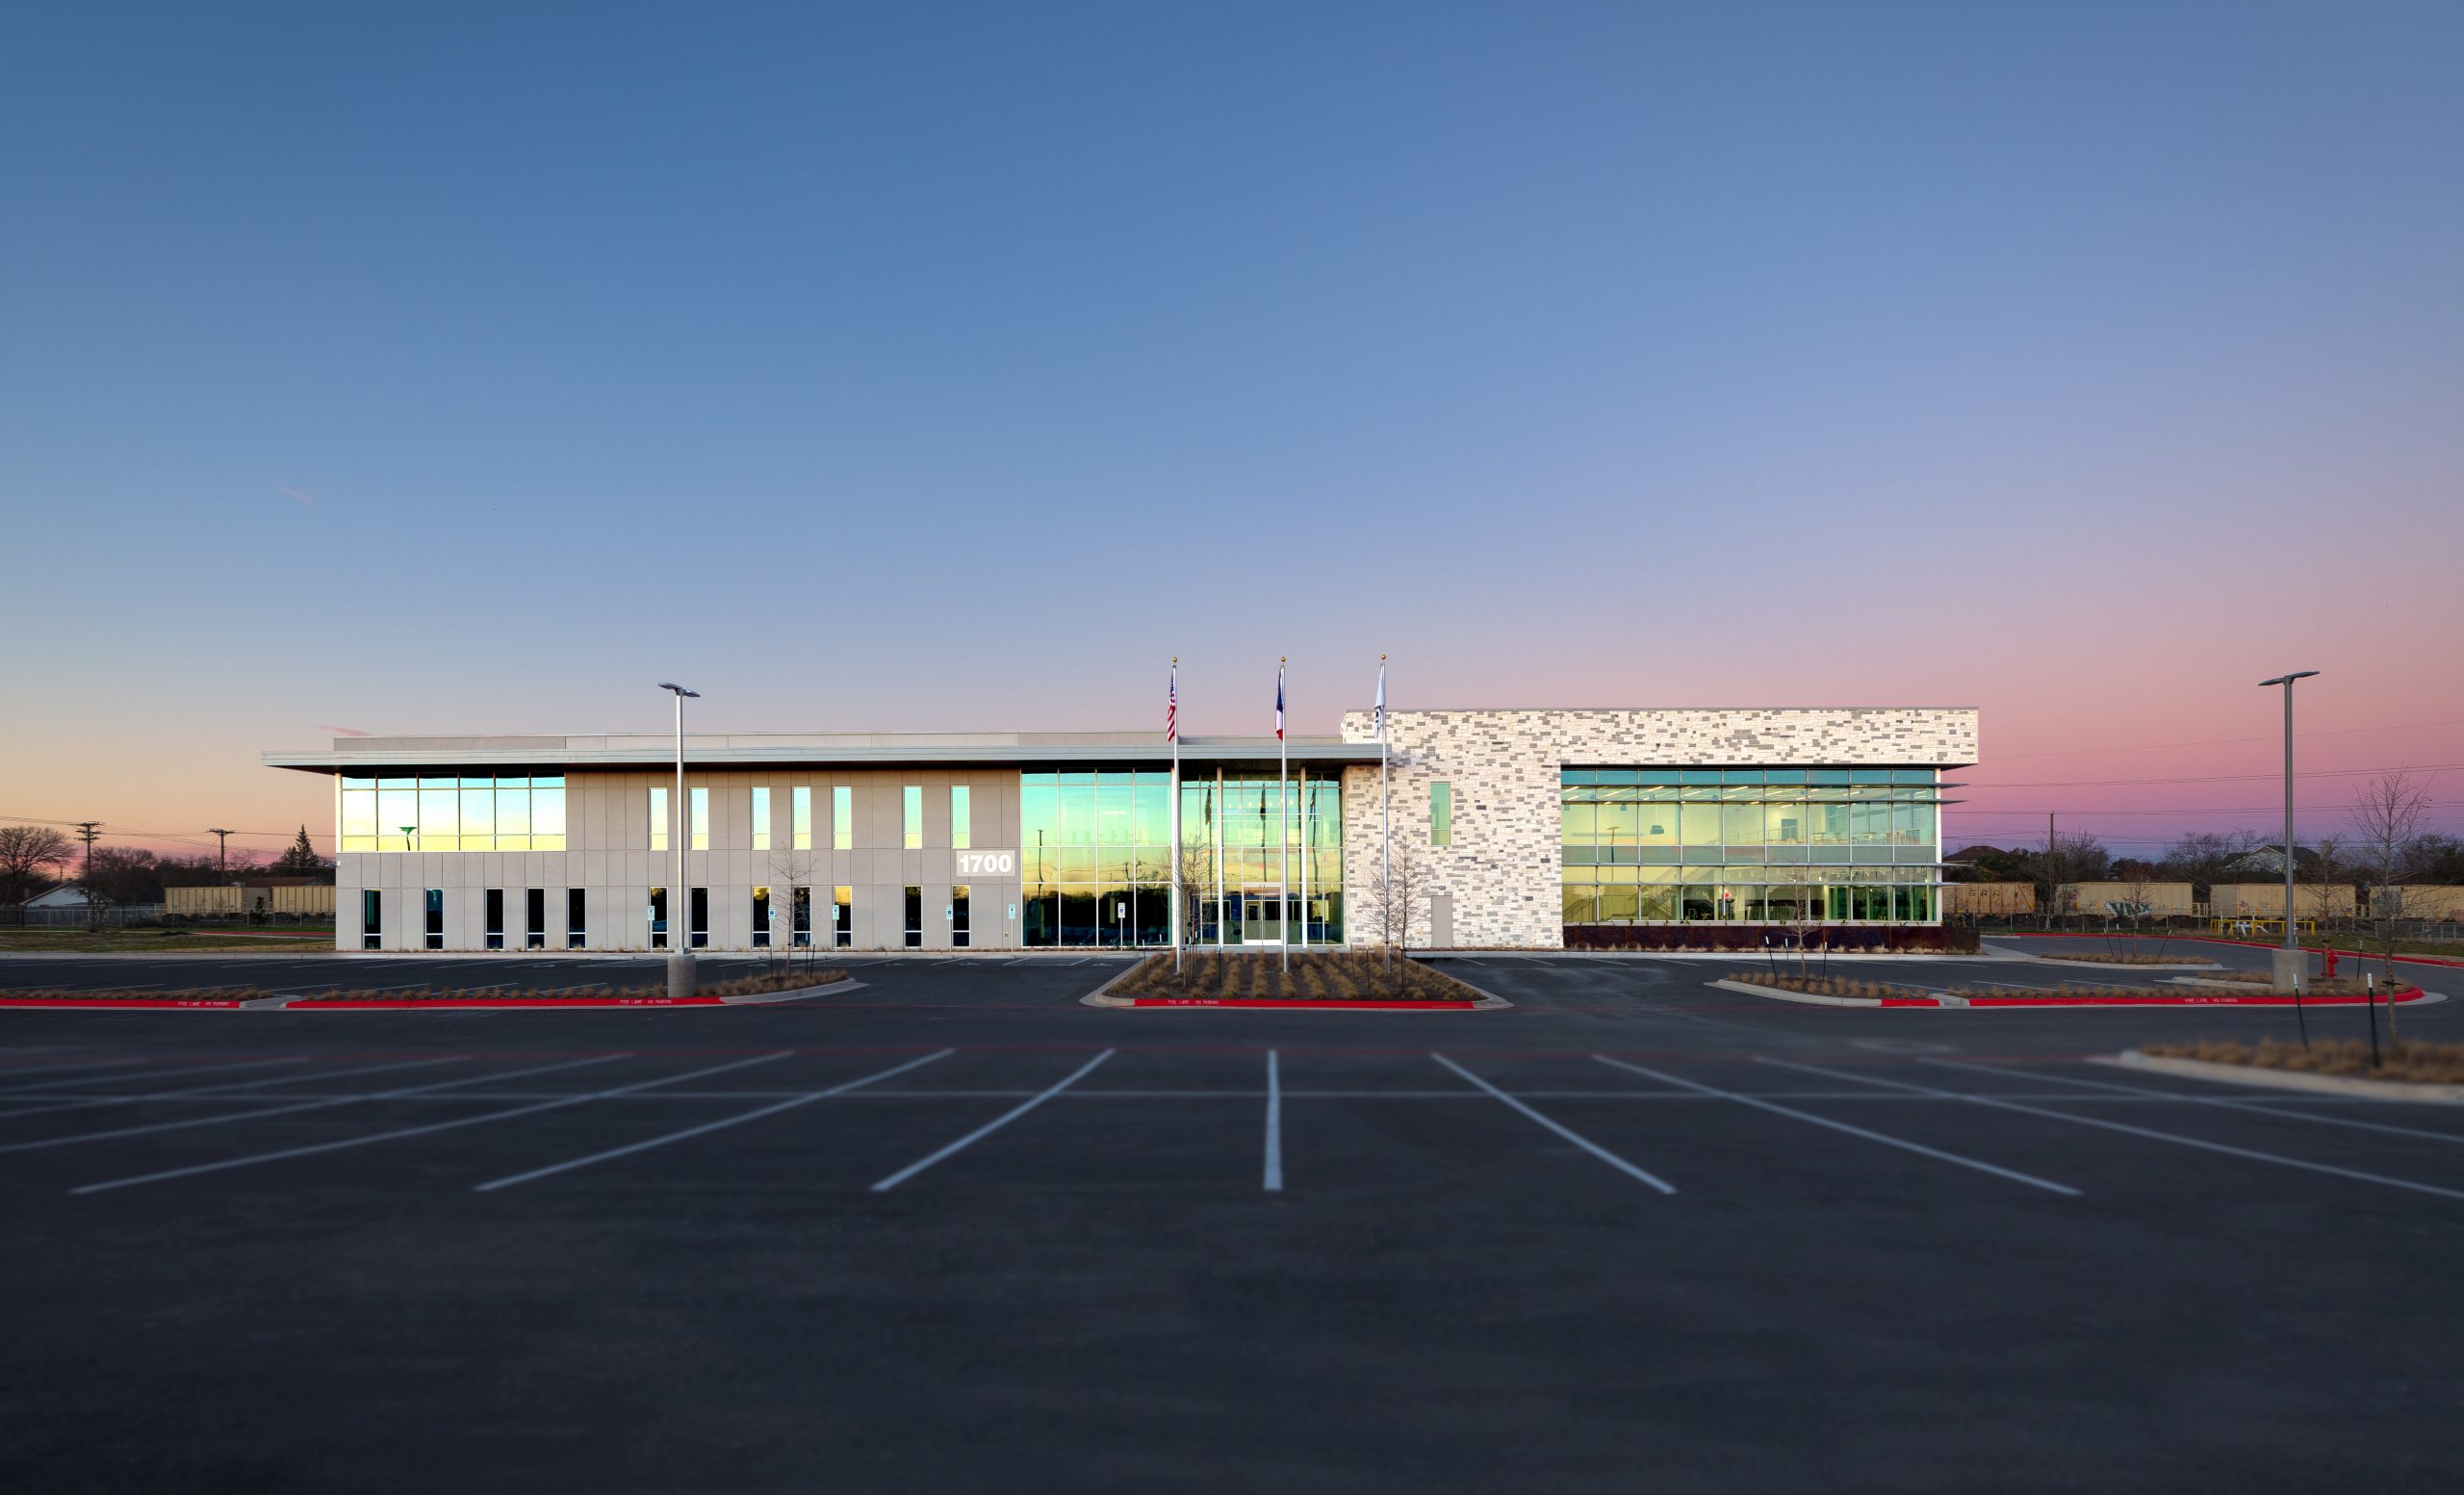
[4, 2, 2457, 863]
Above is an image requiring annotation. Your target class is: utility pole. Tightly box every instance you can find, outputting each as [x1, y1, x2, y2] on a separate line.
[72, 821, 101, 932]
[208, 828, 236, 875]
[2046, 811, 2056, 929]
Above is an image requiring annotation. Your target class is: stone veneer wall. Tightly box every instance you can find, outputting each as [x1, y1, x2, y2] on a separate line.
[1337, 709, 1981, 950]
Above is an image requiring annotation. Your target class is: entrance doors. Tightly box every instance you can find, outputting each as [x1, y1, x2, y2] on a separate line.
[1240, 889, 1295, 947]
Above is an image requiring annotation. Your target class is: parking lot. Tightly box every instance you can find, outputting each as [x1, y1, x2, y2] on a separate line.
[2, 949, 2458, 1492]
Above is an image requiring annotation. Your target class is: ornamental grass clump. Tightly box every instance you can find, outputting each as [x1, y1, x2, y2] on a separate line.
[1, 986, 270, 1002]
[295, 967, 847, 1003]
[2143, 1037, 2464, 1086]
[2036, 951, 2218, 967]
[1115, 951, 1476, 1001]
[1724, 972, 1924, 1001]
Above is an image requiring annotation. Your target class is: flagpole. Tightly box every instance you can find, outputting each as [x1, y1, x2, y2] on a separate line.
[1168, 657, 1181, 976]
[1278, 656, 1290, 974]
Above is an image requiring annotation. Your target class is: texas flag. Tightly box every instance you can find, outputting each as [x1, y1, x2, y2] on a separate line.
[1274, 661, 1285, 741]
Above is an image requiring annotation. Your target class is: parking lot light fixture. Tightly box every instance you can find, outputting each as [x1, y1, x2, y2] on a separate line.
[657, 683, 701, 995]
[2256, 671, 2319, 994]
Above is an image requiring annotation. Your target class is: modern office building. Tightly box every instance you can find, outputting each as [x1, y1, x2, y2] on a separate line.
[265, 707, 1977, 953]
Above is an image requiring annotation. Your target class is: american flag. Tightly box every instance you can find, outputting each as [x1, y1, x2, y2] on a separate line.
[1165, 660, 1178, 743]
[1275, 661, 1285, 740]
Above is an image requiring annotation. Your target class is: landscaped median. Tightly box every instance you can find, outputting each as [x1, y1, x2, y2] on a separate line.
[1715, 971, 2432, 1010]
[1087, 952, 1505, 1010]
[2114, 1039, 2464, 1103]
[0, 968, 854, 1011]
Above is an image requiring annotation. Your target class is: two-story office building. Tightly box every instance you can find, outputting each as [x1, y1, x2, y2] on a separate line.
[265, 707, 1977, 953]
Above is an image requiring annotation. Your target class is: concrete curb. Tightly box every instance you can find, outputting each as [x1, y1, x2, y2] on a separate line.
[2018, 958, 2221, 972]
[720, 978, 861, 1005]
[1709, 977, 1887, 1008]
[2100, 1050, 2464, 1104]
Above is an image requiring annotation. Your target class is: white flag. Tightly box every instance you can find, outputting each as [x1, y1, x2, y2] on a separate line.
[1373, 657, 1385, 741]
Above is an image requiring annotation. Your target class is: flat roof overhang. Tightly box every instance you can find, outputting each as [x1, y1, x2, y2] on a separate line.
[264, 735, 1384, 776]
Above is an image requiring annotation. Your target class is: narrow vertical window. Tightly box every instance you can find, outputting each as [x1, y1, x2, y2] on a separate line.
[950, 786, 971, 850]
[361, 889, 381, 950]
[1430, 782, 1453, 847]
[649, 786, 668, 852]
[904, 885, 923, 947]
[791, 885, 811, 947]
[903, 786, 923, 849]
[689, 887, 708, 948]
[752, 786, 771, 851]
[424, 889, 445, 950]
[525, 888, 545, 949]
[833, 786, 852, 850]
[792, 786, 811, 851]
[951, 883, 971, 948]
[649, 887, 668, 949]
[752, 886, 772, 949]
[484, 889, 505, 950]
[567, 888, 586, 949]
[690, 787, 709, 851]
[833, 885, 853, 947]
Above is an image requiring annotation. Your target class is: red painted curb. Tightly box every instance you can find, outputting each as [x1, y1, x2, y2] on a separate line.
[0, 997, 251, 1009]
[1126, 997, 1483, 1010]
[1964, 989, 2425, 1008]
[1994, 933, 2464, 968]
[296, 996, 728, 1009]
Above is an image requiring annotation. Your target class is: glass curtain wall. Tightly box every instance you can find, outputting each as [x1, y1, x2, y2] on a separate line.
[1560, 768, 1940, 925]
[1019, 769, 1341, 948]
[340, 776, 567, 852]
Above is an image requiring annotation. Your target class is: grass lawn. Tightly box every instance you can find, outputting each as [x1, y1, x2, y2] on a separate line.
[0, 927, 338, 954]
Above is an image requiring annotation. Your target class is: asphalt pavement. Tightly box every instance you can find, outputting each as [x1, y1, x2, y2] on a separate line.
[0, 943, 2456, 1493]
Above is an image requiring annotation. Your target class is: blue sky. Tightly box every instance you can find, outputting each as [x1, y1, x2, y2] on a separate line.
[3, 2, 2458, 855]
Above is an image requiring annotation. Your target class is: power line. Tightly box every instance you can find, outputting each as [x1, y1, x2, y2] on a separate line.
[1985, 716, 2464, 762]
[1962, 761, 2459, 790]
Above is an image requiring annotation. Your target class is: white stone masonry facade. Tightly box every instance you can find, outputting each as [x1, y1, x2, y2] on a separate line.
[1337, 709, 1980, 950]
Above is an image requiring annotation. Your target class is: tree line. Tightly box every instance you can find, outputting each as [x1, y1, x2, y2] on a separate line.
[0, 825, 331, 906]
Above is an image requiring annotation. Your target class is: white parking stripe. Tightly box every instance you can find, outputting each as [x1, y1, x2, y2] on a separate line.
[871, 1050, 1114, 1192]
[0, 1058, 152, 1088]
[71, 1054, 643, 1195]
[0, 1056, 479, 1152]
[0, 1058, 321, 1121]
[1430, 1053, 1676, 1194]
[1592, 1055, 2078, 1196]
[1757, 1058, 2464, 1203]
[0, 1055, 295, 1100]
[1264, 1051, 1284, 1192]
[474, 1050, 950, 1192]
[1921, 1057, 2464, 1147]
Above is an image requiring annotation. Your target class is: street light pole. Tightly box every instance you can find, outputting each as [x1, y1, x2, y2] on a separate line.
[658, 682, 701, 996]
[2257, 671, 2318, 995]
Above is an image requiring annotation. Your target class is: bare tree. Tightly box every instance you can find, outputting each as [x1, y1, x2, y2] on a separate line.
[0, 825, 73, 905]
[1366, 842, 1427, 964]
[2348, 768, 2432, 1016]
[768, 847, 815, 973]
[2302, 834, 2348, 932]
[2109, 864, 2164, 957]
[1172, 843, 1216, 951]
